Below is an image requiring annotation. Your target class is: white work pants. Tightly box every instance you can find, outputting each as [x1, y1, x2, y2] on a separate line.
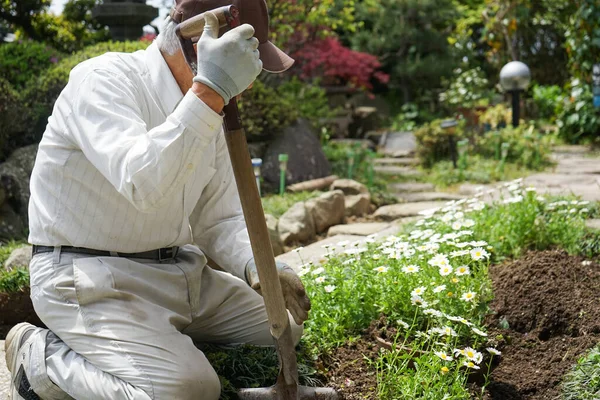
[25, 245, 302, 400]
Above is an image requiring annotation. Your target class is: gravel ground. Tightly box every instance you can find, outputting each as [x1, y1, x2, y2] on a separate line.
[1, 340, 10, 399]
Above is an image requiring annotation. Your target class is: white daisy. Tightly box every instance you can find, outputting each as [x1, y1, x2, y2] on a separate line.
[324, 285, 336, 293]
[411, 286, 427, 296]
[439, 265, 453, 276]
[315, 276, 326, 284]
[374, 266, 389, 273]
[461, 291, 476, 302]
[471, 327, 488, 337]
[311, 267, 325, 275]
[470, 247, 489, 260]
[435, 351, 453, 361]
[402, 265, 420, 273]
[433, 285, 447, 293]
[455, 265, 470, 276]
[487, 347, 502, 356]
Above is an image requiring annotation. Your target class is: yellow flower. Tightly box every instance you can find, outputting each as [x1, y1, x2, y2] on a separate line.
[447, 292, 453, 297]
[451, 278, 459, 283]
[441, 366, 449, 375]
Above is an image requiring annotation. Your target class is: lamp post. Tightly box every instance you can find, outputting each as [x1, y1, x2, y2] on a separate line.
[441, 119, 459, 168]
[499, 61, 531, 127]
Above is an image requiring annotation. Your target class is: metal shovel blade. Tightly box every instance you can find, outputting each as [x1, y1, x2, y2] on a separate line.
[238, 386, 339, 400]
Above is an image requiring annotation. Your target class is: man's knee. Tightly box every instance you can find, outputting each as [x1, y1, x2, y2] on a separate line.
[162, 362, 221, 400]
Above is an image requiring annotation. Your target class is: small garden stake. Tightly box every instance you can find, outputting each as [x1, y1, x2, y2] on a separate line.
[278, 153, 288, 195]
[252, 158, 262, 197]
[347, 148, 355, 179]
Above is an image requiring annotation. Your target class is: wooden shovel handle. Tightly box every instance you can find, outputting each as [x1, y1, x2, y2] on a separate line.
[223, 100, 290, 339]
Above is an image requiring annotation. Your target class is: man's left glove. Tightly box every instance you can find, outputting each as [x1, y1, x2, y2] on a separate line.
[245, 259, 311, 325]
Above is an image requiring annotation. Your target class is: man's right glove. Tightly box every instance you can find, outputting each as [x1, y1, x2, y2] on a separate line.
[192, 12, 262, 105]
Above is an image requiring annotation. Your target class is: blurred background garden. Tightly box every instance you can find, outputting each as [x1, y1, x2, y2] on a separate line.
[1, 0, 599, 211]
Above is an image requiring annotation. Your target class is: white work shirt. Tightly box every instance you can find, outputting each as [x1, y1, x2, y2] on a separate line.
[28, 42, 253, 280]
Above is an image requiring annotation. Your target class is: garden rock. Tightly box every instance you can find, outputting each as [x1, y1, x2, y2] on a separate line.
[585, 219, 600, 231]
[0, 202, 25, 240]
[395, 192, 465, 203]
[276, 234, 364, 270]
[345, 193, 371, 217]
[373, 165, 421, 177]
[327, 222, 390, 237]
[373, 201, 448, 221]
[265, 214, 283, 256]
[330, 179, 368, 195]
[305, 190, 345, 234]
[388, 182, 435, 193]
[4, 245, 32, 272]
[261, 119, 331, 190]
[380, 131, 417, 156]
[278, 202, 315, 245]
[0, 144, 38, 230]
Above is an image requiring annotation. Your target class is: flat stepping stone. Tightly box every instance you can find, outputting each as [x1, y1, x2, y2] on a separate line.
[373, 157, 418, 166]
[395, 192, 465, 203]
[585, 219, 600, 230]
[381, 131, 417, 155]
[554, 157, 600, 175]
[552, 145, 591, 154]
[373, 201, 448, 221]
[374, 165, 421, 177]
[388, 182, 436, 193]
[276, 234, 364, 270]
[327, 222, 390, 237]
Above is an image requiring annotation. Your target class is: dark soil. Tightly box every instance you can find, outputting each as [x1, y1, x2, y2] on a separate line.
[319, 250, 600, 399]
[0, 288, 44, 338]
[482, 250, 600, 400]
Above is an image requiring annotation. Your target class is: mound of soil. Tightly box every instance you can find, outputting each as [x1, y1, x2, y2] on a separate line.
[320, 250, 600, 399]
[483, 250, 600, 399]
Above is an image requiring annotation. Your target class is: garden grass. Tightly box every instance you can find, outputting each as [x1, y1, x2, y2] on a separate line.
[260, 190, 322, 218]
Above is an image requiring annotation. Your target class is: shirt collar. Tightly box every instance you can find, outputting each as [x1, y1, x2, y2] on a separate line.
[145, 42, 184, 115]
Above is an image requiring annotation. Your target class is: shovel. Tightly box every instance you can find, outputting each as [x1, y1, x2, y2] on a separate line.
[176, 7, 339, 400]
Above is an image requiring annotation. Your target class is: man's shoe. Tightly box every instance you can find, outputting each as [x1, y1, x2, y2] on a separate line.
[5, 322, 41, 400]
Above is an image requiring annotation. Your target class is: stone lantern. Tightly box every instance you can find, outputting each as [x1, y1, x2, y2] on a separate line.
[499, 61, 531, 127]
[92, 0, 159, 41]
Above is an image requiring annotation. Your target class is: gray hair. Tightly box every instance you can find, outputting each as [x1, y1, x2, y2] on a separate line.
[156, 16, 181, 56]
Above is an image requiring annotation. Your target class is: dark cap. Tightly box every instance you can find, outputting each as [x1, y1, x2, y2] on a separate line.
[170, 0, 294, 73]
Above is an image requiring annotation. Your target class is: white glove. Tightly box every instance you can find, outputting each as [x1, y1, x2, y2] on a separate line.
[192, 12, 262, 105]
[245, 259, 311, 325]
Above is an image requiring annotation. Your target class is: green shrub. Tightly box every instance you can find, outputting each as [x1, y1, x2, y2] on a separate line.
[238, 79, 298, 142]
[556, 80, 600, 144]
[275, 77, 335, 129]
[0, 78, 27, 161]
[475, 124, 553, 170]
[414, 118, 466, 167]
[478, 103, 512, 130]
[0, 41, 64, 90]
[532, 84, 564, 121]
[439, 67, 494, 110]
[23, 41, 150, 143]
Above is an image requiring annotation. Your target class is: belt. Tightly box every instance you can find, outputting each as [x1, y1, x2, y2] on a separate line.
[32, 245, 180, 261]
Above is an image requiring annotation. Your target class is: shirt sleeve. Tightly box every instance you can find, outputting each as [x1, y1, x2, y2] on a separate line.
[189, 130, 253, 281]
[64, 67, 223, 212]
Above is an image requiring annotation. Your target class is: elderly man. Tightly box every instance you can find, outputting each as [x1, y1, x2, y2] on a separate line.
[5, 0, 310, 399]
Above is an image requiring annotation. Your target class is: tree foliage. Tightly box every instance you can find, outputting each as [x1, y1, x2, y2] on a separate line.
[0, 0, 109, 53]
[565, 0, 600, 84]
[345, 0, 458, 104]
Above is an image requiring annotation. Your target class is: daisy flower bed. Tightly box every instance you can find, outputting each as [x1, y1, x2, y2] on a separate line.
[294, 180, 600, 399]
